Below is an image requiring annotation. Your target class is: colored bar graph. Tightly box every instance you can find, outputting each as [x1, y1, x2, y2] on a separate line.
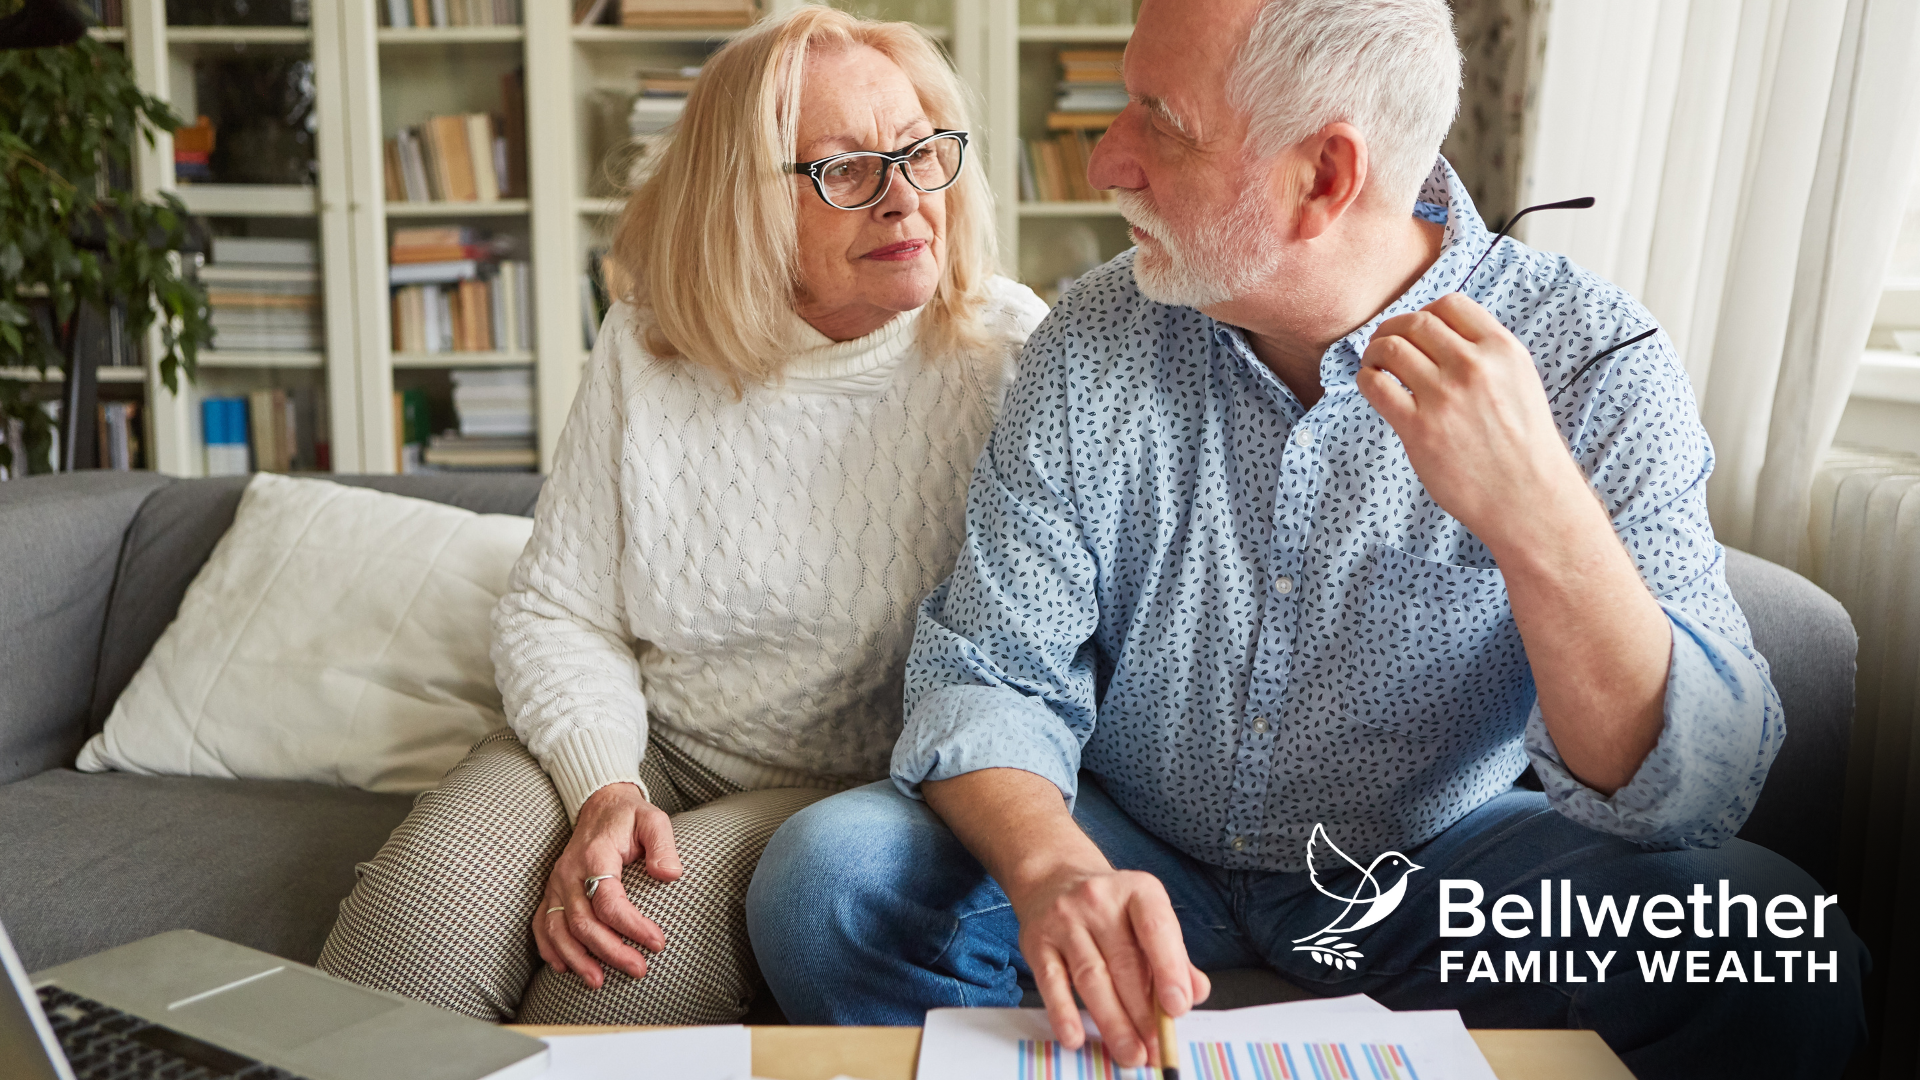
[1016, 1039, 1159, 1080]
[1184, 1042, 1418, 1080]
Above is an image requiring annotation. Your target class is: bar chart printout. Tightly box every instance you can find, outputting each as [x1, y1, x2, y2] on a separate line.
[1188, 1040, 1423, 1080]
[1015, 1039, 1157, 1080]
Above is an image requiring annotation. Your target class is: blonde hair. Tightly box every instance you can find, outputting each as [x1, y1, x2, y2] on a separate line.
[609, 5, 997, 391]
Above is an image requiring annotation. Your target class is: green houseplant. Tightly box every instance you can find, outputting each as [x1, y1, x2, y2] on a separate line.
[0, 10, 212, 475]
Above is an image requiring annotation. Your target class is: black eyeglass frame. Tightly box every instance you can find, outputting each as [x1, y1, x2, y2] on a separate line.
[1451, 194, 1663, 404]
[784, 129, 970, 210]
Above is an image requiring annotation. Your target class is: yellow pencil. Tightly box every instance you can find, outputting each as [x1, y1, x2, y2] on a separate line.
[1156, 1004, 1180, 1080]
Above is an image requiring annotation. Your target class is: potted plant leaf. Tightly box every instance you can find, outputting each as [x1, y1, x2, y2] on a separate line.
[0, 0, 212, 476]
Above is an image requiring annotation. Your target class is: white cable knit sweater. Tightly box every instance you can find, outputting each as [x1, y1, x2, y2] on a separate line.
[491, 277, 1049, 818]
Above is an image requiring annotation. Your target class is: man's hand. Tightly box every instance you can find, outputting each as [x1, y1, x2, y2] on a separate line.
[922, 769, 1208, 1068]
[1355, 291, 1591, 551]
[1355, 291, 1672, 795]
[532, 782, 683, 988]
[1011, 864, 1211, 1066]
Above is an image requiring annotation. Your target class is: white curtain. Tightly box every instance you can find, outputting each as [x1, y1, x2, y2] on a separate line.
[1517, 0, 1920, 571]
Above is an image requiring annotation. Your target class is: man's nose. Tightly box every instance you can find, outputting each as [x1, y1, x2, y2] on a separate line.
[1087, 106, 1146, 193]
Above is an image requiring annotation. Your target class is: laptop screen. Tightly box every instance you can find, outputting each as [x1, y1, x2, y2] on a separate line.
[0, 919, 76, 1080]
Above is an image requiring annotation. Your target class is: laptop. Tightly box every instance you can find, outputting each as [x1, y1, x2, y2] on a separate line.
[3, 919, 546, 1080]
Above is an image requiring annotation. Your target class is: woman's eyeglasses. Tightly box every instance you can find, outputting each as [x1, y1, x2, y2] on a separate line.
[786, 130, 968, 210]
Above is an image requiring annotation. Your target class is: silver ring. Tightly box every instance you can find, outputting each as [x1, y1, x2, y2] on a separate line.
[584, 874, 616, 898]
[545, 906, 565, 916]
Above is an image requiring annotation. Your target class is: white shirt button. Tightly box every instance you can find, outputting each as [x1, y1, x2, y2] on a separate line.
[1251, 717, 1269, 733]
[1274, 575, 1293, 594]
[1229, 836, 1247, 851]
[1293, 427, 1314, 447]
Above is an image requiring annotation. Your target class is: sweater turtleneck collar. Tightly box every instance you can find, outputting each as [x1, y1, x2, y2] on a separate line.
[780, 304, 925, 395]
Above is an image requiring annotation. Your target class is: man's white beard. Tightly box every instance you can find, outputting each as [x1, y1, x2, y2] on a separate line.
[1117, 187, 1282, 308]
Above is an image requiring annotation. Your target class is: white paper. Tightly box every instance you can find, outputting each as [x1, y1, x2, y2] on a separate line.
[541, 1025, 752, 1080]
[919, 1005, 1495, 1080]
[1220, 992, 1391, 1021]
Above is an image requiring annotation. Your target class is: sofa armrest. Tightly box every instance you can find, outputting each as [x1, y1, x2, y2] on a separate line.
[1725, 546, 1856, 891]
[0, 472, 172, 784]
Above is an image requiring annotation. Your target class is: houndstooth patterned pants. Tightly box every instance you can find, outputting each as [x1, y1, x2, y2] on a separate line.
[317, 728, 832, 1024]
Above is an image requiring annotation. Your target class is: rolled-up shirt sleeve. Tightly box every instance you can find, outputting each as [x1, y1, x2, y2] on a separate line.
[892, 317, 1103, 807]
[1526, 331, 1784, 848]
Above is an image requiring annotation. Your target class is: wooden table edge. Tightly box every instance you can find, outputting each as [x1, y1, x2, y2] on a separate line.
[507, 1023, 1632, 1080]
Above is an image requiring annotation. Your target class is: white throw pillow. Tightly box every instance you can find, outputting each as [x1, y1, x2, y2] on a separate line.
[77, 473, 535, 793]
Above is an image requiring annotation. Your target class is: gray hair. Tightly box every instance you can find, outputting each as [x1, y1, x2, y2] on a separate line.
[1226, 0, 1461, 208]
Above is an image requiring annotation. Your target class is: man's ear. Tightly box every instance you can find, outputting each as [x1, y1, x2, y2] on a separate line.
[1294, 122, 1368, 241]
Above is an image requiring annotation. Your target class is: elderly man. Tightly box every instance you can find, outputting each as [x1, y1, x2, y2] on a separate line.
[747, 0, 1867, 1075]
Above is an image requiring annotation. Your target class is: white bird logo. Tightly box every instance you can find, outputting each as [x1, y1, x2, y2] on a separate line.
[1290, 823, 1424, 971]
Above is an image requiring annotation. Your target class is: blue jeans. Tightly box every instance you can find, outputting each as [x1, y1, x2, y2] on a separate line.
[746, 778, 1868, 1079]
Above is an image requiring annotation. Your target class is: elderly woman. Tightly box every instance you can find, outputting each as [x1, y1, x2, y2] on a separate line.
[316, 6, 1045, 1026]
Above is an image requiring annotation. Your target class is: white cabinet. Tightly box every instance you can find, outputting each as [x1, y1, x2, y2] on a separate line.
[113, 0, 1134, 476]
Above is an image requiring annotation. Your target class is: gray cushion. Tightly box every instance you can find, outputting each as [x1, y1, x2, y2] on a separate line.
[87, 473, 546, 736]
[1725, 547, 1856, 891]
[0, 473, 171, 785]
[0, 768, 413, 972]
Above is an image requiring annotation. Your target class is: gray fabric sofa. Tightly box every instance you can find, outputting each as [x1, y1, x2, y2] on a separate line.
[0, 471, 1858, 1011]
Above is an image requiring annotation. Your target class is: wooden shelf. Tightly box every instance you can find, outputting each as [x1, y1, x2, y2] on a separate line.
[0, 367, 148, 383]
[391, 351, 534, 369]
[175, 185, 317, 217]
[196, 351, 326, 369]
[378, 26, 525, 45]
[165, 26, 313, 46]
[578, 197, 627, 216]
[570, 26, 741, 44]
[1020, 201, 1124, 217]
[385, 200, 531, 218]
[88, 27, 126, 41]
[1018, 24, 1132, 42]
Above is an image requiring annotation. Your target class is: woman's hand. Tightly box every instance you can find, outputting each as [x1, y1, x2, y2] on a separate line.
[532, 781, 683, 988]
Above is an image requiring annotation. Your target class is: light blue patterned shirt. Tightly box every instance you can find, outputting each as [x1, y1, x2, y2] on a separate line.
[893, 159, 1783, 873]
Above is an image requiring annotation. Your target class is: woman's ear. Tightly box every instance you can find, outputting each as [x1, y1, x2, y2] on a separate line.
[1294, 122, 1368, 242]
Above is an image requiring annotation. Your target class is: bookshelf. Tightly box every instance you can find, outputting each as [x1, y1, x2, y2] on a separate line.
[112, 0, 1120, 477]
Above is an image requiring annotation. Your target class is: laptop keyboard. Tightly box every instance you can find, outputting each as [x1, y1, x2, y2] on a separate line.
[37, 985, 312, 1080]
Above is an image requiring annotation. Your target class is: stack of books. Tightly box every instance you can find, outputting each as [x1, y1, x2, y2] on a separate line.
[203, 237, 324, 354]
[426, 368, 536, 471]
[389, 228, 532, 355]
[622, 66, 698, 188]
[379, 0, 520, 26]
[618, 0, 758, 28]
[1021, 47, 1124, 203]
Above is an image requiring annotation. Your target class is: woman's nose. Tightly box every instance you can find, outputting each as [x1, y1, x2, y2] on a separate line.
[873, 164, 922, 219]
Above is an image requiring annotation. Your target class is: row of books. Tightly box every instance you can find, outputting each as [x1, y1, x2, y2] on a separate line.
[574, 0, 757, 28]
[203, 237, 324, 353]
[202, 389, 326, 476]
[81, 0, 123, 26]
[391, 272, 531, 355]
[384, 70, 525, 203]
[581, 249, 613, 349]
[379, 0, 520, 27]
[98, 402, 142, 472]
[1020, 130, 1114, 203]
[386, 115, 510, 204]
